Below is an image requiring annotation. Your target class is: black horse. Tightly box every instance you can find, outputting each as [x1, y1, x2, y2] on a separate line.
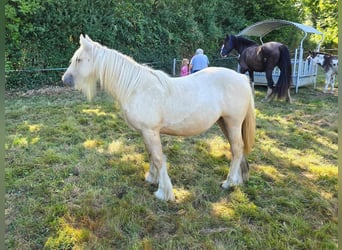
[221, 34, 292, 103]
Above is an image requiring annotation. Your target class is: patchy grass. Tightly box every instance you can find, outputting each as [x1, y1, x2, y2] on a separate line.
[5, 81, 337, 249]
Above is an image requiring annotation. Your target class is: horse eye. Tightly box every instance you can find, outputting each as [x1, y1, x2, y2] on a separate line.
[76, 58, 82, 63]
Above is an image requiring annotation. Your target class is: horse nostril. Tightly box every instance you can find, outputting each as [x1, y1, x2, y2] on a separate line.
[62, 73, 74, 87]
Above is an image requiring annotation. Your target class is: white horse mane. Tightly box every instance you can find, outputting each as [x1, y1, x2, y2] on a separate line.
[88, 41, 173, 102]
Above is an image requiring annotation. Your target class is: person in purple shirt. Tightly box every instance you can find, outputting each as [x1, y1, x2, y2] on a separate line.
[189, 48, 209, 73]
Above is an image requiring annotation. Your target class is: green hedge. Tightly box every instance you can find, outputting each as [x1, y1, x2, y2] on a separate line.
[6, 0, 328, 90]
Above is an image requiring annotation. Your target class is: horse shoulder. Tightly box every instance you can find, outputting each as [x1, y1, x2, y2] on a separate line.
[238, 55, 249, 70]
[121, 85, 166, 131]
[242, 47, 264, 69]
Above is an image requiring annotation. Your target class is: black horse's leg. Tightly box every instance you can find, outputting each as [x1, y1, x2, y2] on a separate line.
[239, 67, 255, 95]
[248, 70, 255, 96]
[286, 89, 293, 103]
[264, 69, 275, 102]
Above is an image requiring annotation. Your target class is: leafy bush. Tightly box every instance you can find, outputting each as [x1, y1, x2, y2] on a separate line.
[5, 0, 336, 90]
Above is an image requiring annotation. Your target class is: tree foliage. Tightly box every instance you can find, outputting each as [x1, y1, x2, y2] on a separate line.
[300, 0, 338, 48]
[5, 0, 338, 89]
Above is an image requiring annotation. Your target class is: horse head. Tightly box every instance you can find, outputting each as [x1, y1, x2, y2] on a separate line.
[220, 34, 235, 57]
[62, 34, 99, 100]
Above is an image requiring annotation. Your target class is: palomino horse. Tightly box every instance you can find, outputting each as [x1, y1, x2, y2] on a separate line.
[308, 51, 338, 94]
[62, 35, 255, 201]
[221, 34, 293, 103]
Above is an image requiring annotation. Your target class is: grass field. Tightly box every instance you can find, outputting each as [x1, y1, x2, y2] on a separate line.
[5, 77, 338, 249]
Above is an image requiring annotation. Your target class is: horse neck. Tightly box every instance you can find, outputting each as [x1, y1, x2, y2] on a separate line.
[94, 47, 143, 103]
[236, 37, 257, 54]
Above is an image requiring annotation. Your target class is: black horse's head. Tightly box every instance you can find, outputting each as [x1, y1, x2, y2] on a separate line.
[220, 34, 235, 57]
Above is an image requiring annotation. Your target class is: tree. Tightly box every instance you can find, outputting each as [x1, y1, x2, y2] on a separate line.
[5, 0, 337, 89]
[300, 0, 338, 49]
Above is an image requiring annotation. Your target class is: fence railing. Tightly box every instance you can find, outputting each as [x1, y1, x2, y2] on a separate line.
[5, 56, 239, 90]
[172, 56, 238, 76]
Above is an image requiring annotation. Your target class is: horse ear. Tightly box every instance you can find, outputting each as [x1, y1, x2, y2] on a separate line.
[85, 34, 93, 42]
[79, 34, 85, 44]
[80, 34, 92, 51]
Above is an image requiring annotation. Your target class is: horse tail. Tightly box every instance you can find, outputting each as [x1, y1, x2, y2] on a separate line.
[242, 92, 255, 155]
[275, 45, 292, 98]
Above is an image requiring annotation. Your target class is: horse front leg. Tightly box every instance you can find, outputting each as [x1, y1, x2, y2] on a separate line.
[323, 73, 330, 93]
[330, 74, 336, 94]
[145, 157, 158, 184]
[240, 67, 254, 94]
[144, 142, 158, 184]
[142, 129, 175, 201]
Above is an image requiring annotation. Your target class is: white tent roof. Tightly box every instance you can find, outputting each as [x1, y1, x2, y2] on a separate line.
[237, 19, 323, 37]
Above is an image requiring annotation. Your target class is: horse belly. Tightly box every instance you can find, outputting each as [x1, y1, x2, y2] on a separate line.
[161, 101, 222, 136]
[160, 115, 219, 136]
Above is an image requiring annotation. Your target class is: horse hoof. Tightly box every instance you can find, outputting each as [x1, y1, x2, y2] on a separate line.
[154, 189, 175, 201]
[222, 180, 241, 190]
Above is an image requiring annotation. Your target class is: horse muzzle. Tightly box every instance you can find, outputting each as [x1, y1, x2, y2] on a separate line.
[220, 45, 227, 58]
[62, 73, 74, 87]
[220, 46, 229, 58]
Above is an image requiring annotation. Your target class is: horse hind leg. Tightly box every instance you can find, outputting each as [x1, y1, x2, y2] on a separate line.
[263, 70, 275, 102]
[286, 88, 292, 103]
[218, 118, 249, 188]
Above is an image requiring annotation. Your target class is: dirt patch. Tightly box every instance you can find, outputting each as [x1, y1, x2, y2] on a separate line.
[5, 86, 75, 98]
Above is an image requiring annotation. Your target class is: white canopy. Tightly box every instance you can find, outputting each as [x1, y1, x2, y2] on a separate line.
[237, 19, 324, 51]
[238, 19, 323, 38]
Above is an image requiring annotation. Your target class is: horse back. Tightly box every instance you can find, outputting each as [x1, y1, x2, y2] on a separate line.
[257, 41, 285, 60]
[240, 42, 283, 72]
[157, 67, 252, 136]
